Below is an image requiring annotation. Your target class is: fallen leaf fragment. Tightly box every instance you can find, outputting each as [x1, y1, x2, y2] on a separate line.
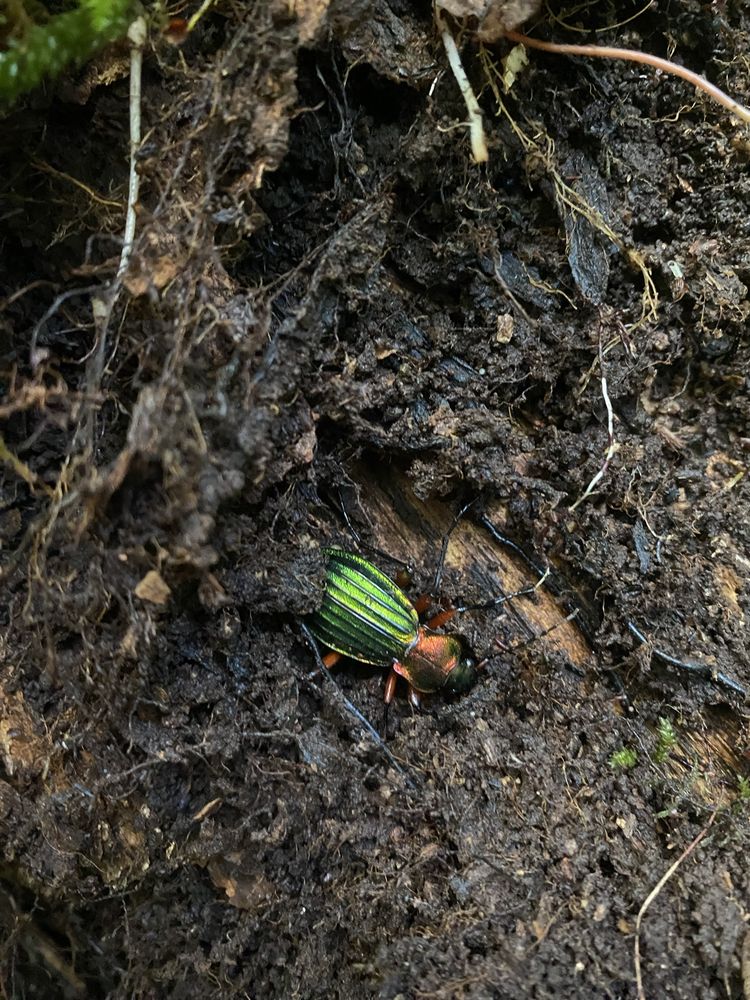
[134, 569, 171, 605]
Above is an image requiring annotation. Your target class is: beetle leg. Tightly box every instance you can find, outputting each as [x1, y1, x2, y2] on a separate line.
[412, 593, 432, 615]
[384, 667, 399, 704]
[382, 667, 400, 738]
[425, 607, 456, 630]
[388, 665, 423, 712]
[413, 596, 459, 622]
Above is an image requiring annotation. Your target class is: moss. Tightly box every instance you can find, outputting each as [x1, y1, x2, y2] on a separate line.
[653, 717, 678, 763]
[0, 0, 135, 101]
[609, 747, 638, 770]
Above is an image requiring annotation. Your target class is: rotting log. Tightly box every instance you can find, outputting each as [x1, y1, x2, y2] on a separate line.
[348, 465, 591, 664]
[345, 465, 748, 805]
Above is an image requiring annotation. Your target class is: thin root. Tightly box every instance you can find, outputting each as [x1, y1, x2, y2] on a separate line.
[0, 432, 53, 496]
[628, 622, 746, 697]
[570, 340, 616, 512]
[505, 30, 750, 128]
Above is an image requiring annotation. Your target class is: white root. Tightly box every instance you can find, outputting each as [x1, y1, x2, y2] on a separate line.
[435, 4, 489, 163]
[118, 15, 147, 280]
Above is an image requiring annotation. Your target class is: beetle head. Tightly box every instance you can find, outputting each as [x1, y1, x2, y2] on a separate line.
[444, 637, 478, 694]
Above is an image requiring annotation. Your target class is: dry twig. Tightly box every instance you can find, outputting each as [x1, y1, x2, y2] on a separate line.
[118, 16, 147, 280]
[634, 811, 717, 1000]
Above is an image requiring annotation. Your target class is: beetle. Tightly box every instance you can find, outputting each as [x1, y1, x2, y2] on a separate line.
[307, 547, 485, 707]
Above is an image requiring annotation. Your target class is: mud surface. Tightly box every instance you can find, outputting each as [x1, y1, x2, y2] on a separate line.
[1, 1, 750, 997]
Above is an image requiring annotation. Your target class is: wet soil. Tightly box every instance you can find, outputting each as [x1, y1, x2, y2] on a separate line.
[1, 1, 750, 997]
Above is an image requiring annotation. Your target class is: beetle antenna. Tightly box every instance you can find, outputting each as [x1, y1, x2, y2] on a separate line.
[300, 624, 418, 788]
[475, 514, 597, 638]
[433, 499, 477, 594]
[334, 486, 413, 573]
[501, 607, 581, 650]
[336, 486, 363, 544]
[455, 565, 549, 614]
[454, 583, 535, 613]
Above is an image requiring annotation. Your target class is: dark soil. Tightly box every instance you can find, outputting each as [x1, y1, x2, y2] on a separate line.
[1, 1, 750, 997]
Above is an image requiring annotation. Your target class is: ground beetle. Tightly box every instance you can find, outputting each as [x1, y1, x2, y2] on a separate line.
[307, 547, 523, 707]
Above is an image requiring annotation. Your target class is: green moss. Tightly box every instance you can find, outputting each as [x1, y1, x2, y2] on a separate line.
[0, 0, 136, 102]
[609, 747, 638, 770]
[653, 716, 678, 763]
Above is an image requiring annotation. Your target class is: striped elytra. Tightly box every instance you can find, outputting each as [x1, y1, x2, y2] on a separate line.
[307, 549, 419, 666]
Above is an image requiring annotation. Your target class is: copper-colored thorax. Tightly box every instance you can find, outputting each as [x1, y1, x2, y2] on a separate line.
[393, 628, 463, 694]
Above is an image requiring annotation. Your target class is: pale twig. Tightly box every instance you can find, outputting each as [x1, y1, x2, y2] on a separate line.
[634, 810, 717, 1000]
[570, 343, 616, 512]
[118, 16, 147, 280]
[85, 15, 146, 443]
[505, 31, 750, 128]
[435, 5, 489, 163]
[187, 0, 217, 33]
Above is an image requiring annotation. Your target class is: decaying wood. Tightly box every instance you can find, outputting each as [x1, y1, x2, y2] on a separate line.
[351, 466, 747, 803]
[351, 466, 591, 667]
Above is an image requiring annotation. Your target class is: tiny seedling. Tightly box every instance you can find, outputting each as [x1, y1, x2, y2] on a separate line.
[653, 717, 678, 764]
[654, 718, 677, 764]
[609, 747, 638, 770]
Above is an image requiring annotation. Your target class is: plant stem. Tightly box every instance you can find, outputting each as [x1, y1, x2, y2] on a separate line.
[118, 16, 147, 280]
[436, 6, 489, 162]
[505, 30, 750, 127]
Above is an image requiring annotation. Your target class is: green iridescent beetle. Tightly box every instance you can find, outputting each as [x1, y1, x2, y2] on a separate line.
[307, 548, 479, 707]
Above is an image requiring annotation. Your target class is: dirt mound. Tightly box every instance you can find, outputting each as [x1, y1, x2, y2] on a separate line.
[1, 2, 749, 996]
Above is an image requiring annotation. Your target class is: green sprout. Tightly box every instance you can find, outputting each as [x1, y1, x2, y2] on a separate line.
[609, 747, 638, 770]
[737, 776, 750, 802]
[653, 717, 678, 764]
